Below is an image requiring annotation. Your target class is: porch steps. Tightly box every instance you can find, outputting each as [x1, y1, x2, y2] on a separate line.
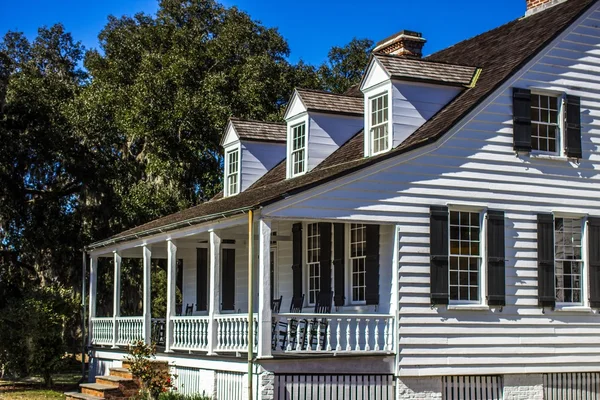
[65, 365, 140, 400]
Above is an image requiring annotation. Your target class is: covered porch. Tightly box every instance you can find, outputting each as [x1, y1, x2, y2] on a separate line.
[87, 214, 397, 357]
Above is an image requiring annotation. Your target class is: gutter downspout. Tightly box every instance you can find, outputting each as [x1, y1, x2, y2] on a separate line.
[247, 210, 254, 400]
[80, 251, 87, 383]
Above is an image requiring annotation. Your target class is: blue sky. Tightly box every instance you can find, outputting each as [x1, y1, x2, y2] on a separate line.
[1, 0, 525, 65]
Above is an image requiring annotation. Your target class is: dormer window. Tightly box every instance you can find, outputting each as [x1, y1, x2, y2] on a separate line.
[291, 122, 306, 176]
[369, 93, 390, 155]
[225, 148, 239, 196]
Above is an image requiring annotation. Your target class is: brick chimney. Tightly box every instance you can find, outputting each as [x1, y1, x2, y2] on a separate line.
[373, 30, 426, 58]
[526, 0, 568, 16]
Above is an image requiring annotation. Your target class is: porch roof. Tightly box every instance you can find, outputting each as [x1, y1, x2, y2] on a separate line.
[87, 0, 594, 250]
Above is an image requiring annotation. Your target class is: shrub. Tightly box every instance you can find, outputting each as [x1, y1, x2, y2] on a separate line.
[126, 340, 176, 400]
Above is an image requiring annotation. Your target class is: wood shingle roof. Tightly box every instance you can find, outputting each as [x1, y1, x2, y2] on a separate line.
[373, 54, 479, 87]
[294, 88, 364, 116]
[228, 118, 286, 143]
[89, 0, 596, 249]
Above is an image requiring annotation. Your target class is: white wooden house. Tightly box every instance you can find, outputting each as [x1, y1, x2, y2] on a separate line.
[75, 0, 600, 398]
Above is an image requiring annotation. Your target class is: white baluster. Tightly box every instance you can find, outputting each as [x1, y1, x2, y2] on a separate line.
[388, 318, 394, 351]
[336, 319, 342, 352]
[346, 319, 352, 351]
[286, 319, 293, 352]
[374, 319, 380, 351]
[316, 319, 322, 351]
[355, 318, 361, 351]
[217, 319, 222, 349]
[365, 319, 370, 351]
[242, 318, 246, 349]
[306, 320, 313, 352]
[295, 320, 302, 352]
[326, 319, 332, 352]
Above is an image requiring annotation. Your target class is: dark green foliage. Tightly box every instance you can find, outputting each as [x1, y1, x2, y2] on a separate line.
[0, 0, 372, 384]
[318, 38, 374, 94]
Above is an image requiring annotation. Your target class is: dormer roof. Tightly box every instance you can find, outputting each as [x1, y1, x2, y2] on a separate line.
[221, 118, 286, 146]
[285, 88, 364, 119]
[88, 0, 595, 249]
[363, 54, 480, 89]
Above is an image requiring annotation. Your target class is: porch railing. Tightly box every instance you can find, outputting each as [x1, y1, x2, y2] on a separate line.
[171, 316, 210, 351]
[216, 315, 258, 352]
[116, 316, 144, 346]
[272, 313, 394, 354]
[90, 317, 114, 345]
[91, 313, 395, 355]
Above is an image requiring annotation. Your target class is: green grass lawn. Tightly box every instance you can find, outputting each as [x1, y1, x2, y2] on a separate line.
[0, 374, 80, 400]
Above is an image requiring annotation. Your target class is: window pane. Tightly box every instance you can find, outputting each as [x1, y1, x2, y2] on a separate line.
[350, 224, 367, 302]
[555, 218, 583, 304]
[530, 94, 560, 153]
[449, 210, 481, 302]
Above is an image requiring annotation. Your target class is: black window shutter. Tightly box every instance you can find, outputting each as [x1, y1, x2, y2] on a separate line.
[588, 218, 600, 308]
[333, 223, 346, 307]
[537, 214, 555, 308]
[292, 223, 303, 299]
[221, 248, 235, 311]
[513, 88, 532, 152]
[487, 211, 506, 306]
[365, 224, 380, 305]
[565, 95, 582, 159]
[319, 222, 332, 295]
[196, 248, 208, 311]
[430, 206, 449, 305]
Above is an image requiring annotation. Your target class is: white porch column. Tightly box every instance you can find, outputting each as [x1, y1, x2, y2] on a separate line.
[165, 240, 177, 352]
[88, 255, 98, 347]
[207, 230, 221, 355]
[142, 245, 152, 344]
[112, 251, 121, 348]
[257, 218, 272, 358]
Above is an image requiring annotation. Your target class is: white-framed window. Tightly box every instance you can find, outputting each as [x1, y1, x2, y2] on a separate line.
[225, 148, 239, 196]
[306, 223, 320, 305]
[449, 210, 482, 303]
[369, 92, 389, 155]
[555, 217, 583, 304]
[349, 223, 367, 303]
[531, 92, 563, 154]
[291, 122, 306, 177]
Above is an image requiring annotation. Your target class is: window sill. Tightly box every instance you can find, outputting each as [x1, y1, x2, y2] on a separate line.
[528, 153, 569, 162]
[553, 305, 593, 313]
[447, 304, 490, 311]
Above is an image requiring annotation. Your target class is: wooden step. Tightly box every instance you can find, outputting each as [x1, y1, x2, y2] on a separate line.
[95, 375, 138, 395]
[96, 375, 134, 386]
[108, 367, 133, 379]
[121, 360, 168, 371]
[79, 383, 122, 398]
[64, 392, 103, 400]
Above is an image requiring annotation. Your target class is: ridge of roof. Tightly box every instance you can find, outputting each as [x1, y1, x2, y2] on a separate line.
[295, 87, 363, 98]
[229, 117, 285, 126]
[89, 0, 595, 249]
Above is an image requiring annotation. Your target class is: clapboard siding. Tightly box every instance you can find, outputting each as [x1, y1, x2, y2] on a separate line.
[307, 113, 363, 172]
[391, 82, 461, 147]
[240, 141, 285, 192]
[264, 4, 600, 376]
